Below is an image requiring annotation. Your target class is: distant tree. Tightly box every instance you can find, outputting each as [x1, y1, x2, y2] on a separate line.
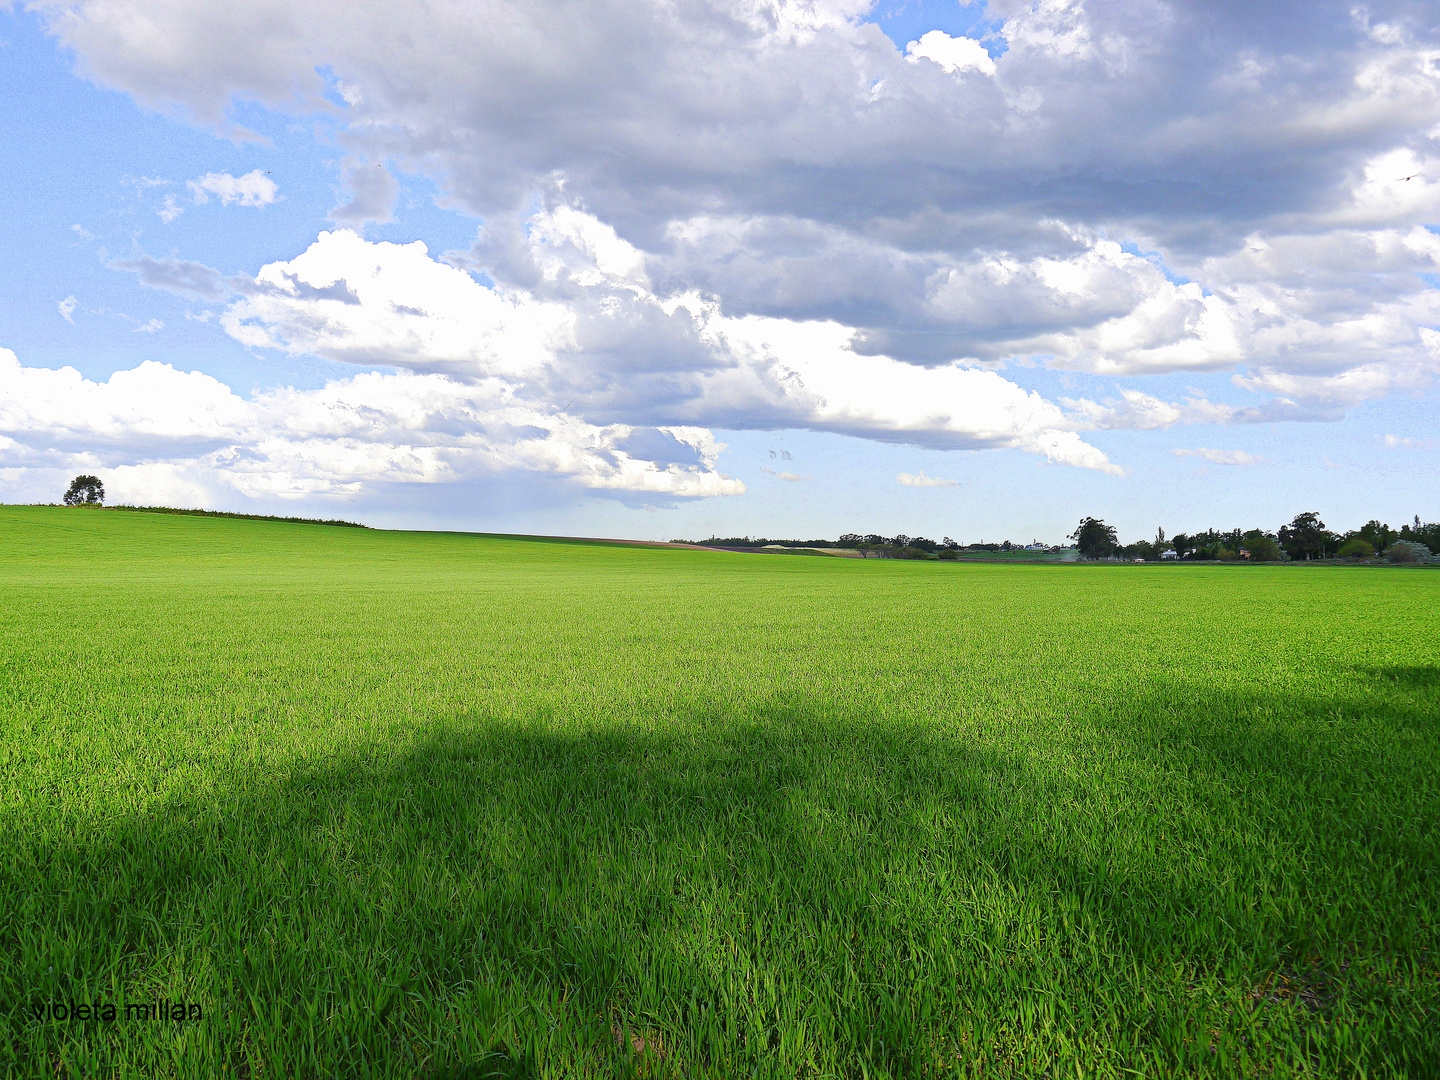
[837, 533, 864, 548]
[941, 536, 958, 549]
[63, 475, 104, 506]
[1241, 530, 1281, 562]
[1172, 533, 1194, 559]
[1069, 517, 1118, 559]
[1399, 516, 1440, 554]
[1336, 537, 1375, 560]
[1355, 520, 1398, 552]
[938, 548, 959, 561]
[1279, 512, 1331, 561]
[1386, 540, 1431, 564]
[1188, 529, 1224, 560]
[1127, 540, 1156, 561]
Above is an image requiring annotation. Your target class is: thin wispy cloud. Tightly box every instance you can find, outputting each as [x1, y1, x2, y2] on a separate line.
[1382, 434, 1438, 449]
[1173, 448, 1263, 466]
[187, 170, 278, 208]
[897, 471, 960, 488]
[57, 295, 77, 323]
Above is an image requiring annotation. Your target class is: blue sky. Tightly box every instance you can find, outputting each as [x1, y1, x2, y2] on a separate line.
[2, 0, 1438, 544]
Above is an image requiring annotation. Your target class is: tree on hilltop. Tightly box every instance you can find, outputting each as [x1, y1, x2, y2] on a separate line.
[63, 475, 105, 506]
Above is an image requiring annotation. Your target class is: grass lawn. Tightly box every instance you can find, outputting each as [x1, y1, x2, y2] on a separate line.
[1, 505, 1436, 1078]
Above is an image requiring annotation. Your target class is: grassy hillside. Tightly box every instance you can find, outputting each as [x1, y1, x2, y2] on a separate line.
[1, 505, 1436, 1078]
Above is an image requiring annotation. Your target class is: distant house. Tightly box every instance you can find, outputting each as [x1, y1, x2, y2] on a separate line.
[1023, 542, 1047, 551]
[1161, 551, 1179, 560]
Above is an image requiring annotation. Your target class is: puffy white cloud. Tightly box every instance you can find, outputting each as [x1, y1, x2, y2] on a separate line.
[186, 169, 278, 207]
[32, 0, 1440, 465]
[212, 226, 1124, 472]
[1173, 447, 1263, 466]
[0, 347, 744, 503]
[906, 31, 995, 76]
[221, 230, 573, 380]
[897, 470, 960, 487]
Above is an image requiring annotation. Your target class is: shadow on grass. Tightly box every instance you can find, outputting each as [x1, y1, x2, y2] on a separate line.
[1365, 663, 1440, 690]
[3, 680, 1437, 1078]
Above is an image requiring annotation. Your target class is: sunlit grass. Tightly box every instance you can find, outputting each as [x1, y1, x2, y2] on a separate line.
[1, 504, 1436, 1077]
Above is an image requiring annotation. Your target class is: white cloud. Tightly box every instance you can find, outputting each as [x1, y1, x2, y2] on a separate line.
[215, 226, 1124, 473]
[1382, 433, 1439, 449]
[158, 194, 184, 222]
[187, 169, 278, 208]
[761, 466, 810, 481]
[133, 318, 164, 334]
[57, 296, 77, 323]
[0, 346, 744, 503]
[905, 31, 995, 76]
[1173, 447, 1263, 466]
[897, 471, 959, 487]
[70, 224, 94, 240]
[30, 0, 1440, 460]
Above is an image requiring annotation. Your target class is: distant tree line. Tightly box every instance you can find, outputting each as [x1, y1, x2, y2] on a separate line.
[681, 534, 1059, 560]
[684, 510, 1438, 565]
[110, 505, 369, 529]
[1070, 512, 1439, 563]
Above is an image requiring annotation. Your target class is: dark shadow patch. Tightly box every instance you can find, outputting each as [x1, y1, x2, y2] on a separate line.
[4, 688, 1437, 1077]
[1364, 663, 1440, 690]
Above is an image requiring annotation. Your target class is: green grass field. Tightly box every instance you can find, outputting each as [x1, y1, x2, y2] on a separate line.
[2, 505, 1436, 1078]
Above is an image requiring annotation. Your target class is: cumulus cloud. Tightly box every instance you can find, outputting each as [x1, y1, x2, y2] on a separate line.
[897, 471, 960, 487]
[905, 31, 995, 76]
[0, 346, 743, 503]
[57, 295, 77, 323]
[214, 225, 1124, 473]
[1173, 447, 1263, 466]
[28, 0, 1440, 472]
[187, 170, 278, 207]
